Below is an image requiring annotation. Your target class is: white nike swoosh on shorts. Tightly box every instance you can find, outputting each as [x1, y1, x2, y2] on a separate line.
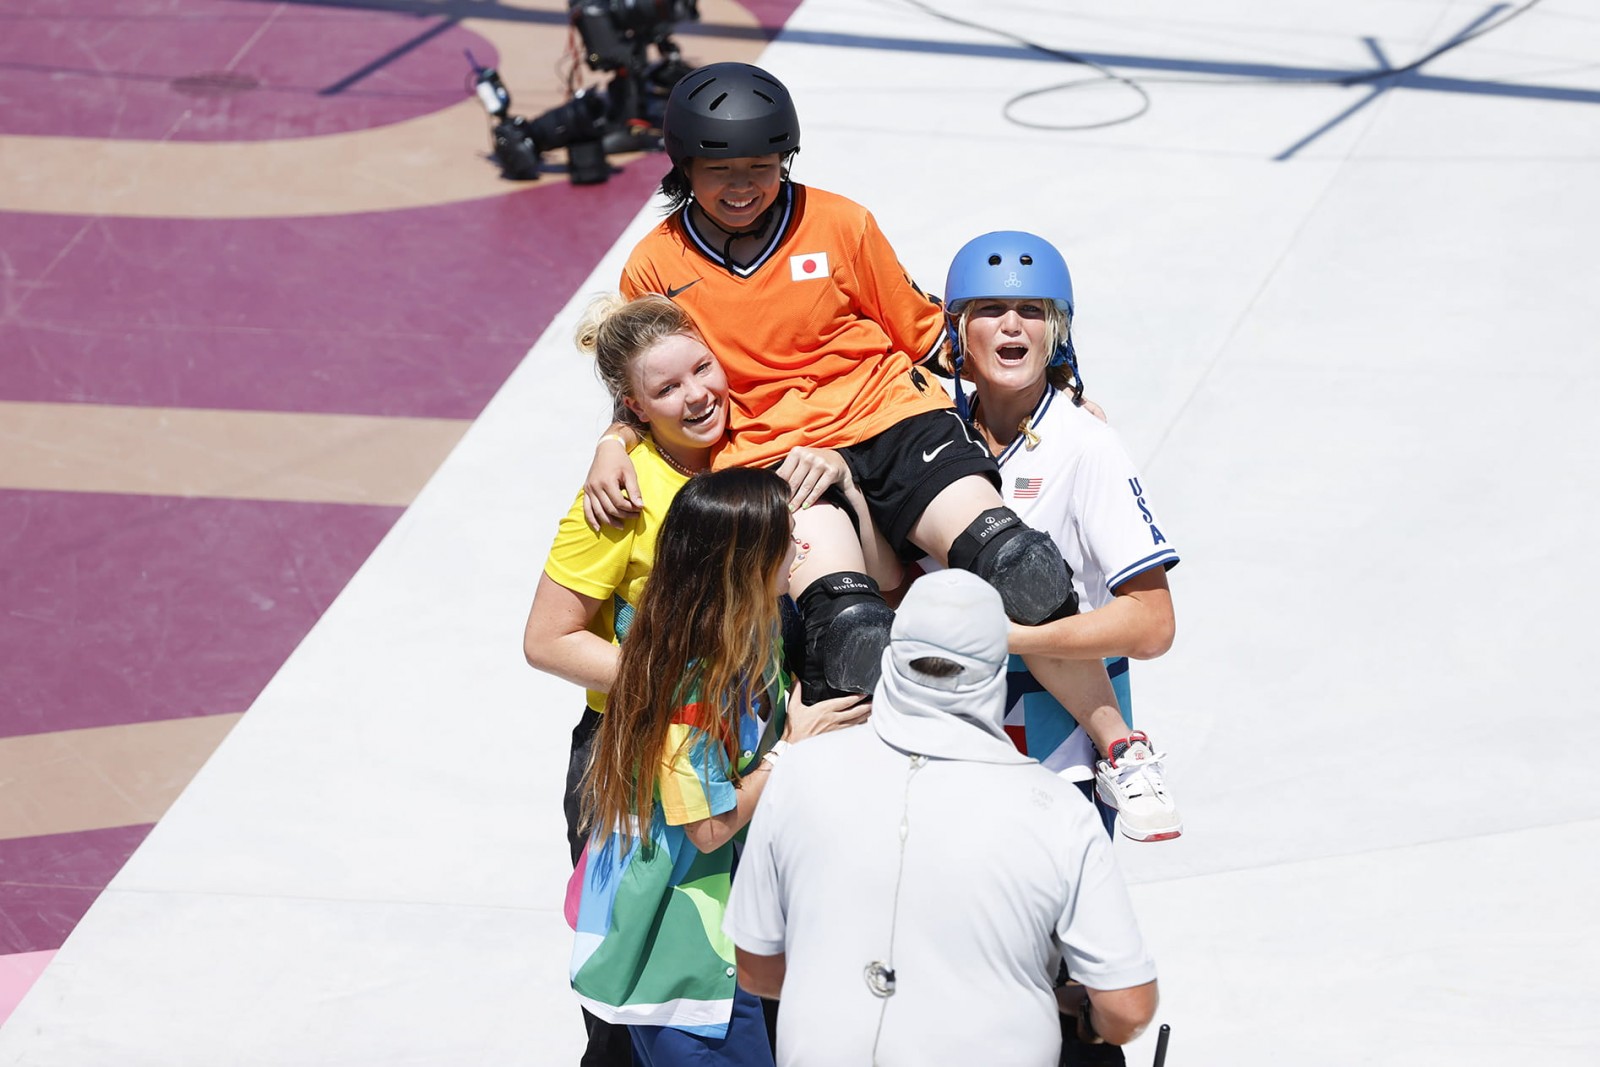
[922, 441, 954, 463]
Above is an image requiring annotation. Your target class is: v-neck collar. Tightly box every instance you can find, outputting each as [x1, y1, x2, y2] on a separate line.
[680, 182, 797, 279]
[982, 384, 1058, 467]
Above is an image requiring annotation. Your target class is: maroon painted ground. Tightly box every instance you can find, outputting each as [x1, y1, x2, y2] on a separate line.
[0, 826, 151, 955]
[0, 491, 404, 737]
[0, 0, 497, 141]
[0, 170, 661, 418]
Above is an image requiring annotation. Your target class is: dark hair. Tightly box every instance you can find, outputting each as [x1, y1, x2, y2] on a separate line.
[907, 656, 964, 679]
[581, 467, 792, 849]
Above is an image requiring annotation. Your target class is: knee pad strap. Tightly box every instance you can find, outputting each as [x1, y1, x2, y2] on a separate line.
[947, 507, 1025, 574]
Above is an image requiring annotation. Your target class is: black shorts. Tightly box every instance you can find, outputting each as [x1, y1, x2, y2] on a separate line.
[763, 465, 860, 536]
[839, 409, 1000, 560]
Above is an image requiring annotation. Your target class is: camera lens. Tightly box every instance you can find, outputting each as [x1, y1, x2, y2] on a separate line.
[528, 90, 608, 152]
[491, 117, 541, 180]
[567, 139, 610, 185]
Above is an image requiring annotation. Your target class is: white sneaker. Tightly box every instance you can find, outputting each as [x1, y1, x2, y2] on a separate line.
[1094, 732, 1182, 842]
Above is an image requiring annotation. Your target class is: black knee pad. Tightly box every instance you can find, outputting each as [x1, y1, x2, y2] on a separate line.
[795, 571, 894, 701]
[947, 508, 1078, 625]
[779, 592, 808, 684]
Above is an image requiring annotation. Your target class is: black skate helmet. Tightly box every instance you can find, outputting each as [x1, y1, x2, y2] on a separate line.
[663, 62, 800, 167]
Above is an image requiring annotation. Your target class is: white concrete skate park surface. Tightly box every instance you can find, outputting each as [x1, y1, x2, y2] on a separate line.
[3, 1, 1597, 1063]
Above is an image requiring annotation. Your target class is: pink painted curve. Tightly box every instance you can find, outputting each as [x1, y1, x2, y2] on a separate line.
[0, 950, 57, 1026]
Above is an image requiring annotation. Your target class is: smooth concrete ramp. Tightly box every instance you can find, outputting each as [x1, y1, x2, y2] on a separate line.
[3, 2, 1596, 1063]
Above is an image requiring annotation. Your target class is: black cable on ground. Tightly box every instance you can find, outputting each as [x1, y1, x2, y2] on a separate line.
[895, 0, 1547, 132]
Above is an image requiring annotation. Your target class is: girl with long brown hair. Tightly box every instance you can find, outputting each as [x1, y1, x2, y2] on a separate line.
[567, 467, 865, 1066]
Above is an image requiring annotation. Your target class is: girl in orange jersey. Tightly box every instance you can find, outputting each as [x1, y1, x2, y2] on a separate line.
[585, 64, 1115, 725]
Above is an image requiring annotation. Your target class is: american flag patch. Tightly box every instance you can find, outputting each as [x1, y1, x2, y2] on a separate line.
[1014, 477, 1043, 499]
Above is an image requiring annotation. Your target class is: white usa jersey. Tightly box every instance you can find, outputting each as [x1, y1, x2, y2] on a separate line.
[985, 385, 1180, 781]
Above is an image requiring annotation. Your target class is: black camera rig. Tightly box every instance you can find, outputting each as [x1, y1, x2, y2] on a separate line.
[471, 0, 699, 184]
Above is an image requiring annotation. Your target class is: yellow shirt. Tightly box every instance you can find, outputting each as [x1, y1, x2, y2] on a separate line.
[542, 437, 691, 712]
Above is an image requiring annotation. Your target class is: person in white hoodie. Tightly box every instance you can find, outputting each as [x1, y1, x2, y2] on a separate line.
[723, 570, 1158, 1067]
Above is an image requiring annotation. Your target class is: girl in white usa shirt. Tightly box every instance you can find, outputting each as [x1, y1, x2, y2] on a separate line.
[942, 230, 1183, 844]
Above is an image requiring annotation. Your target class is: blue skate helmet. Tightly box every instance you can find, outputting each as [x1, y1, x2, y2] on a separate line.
[943, 230, 1082, 417]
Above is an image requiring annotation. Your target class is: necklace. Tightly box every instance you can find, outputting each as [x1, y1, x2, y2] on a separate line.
[656, 443, 700, 478]
[1018, 416, 1042, 451]
[970, 392, 1044, 452]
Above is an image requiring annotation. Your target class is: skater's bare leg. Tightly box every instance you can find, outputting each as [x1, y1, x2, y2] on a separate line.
[1022, 654, 1124, 757]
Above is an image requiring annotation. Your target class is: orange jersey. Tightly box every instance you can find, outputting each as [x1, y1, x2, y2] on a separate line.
[620, 184, 951, 470]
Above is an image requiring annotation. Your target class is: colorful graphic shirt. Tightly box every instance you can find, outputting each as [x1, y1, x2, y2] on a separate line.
[621, 183, 951, 470]
[978, 386, 1180, 780]
[542, 437, 691, 713]
[568, 670, 786, 1037]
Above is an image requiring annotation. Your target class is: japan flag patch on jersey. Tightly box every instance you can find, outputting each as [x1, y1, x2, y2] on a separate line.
[790, 252, 830, 281]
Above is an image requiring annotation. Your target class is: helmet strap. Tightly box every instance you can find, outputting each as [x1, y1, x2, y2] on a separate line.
[953, 359, 972, 421]
[720, 221, 764, 270]
[686, 194, 781, 272]
[1061, 335, 1085, 405]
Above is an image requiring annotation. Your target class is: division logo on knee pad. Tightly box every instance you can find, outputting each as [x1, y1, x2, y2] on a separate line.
[796, 572, 893, 700]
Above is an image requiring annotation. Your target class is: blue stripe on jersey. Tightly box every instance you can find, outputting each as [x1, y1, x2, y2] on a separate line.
[1110, 667, 1132, 729]
[1022, 687, 1075, 763]
[1005, 657, 1047, 704]
[1005, 655, 1133, 763]
[1106, 549, 1180, 592]
[1006, 654, 1128, 700]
